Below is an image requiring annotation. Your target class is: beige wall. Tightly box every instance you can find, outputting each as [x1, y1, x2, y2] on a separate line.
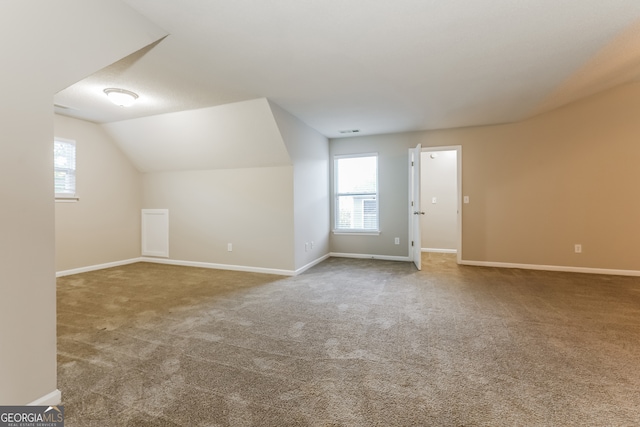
[329, 136, 411, 257]
[427, 82, 640, 269]
[54, 114, 142, 272]
[143, 166, 295, 271]
[330, 82, 640, 271]
[0, 90, 58, 406]
[421, 150, 457, 251]
[125, 100, 328, 274]
[0, 0, 165, 406]
[270, 102, 330, 270]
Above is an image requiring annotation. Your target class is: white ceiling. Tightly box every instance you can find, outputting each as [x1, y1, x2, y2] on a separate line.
[54, 0, 640, 138]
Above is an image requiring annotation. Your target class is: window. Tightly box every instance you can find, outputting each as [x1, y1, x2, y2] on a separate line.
[54, 138, 76, 199]
[334, 154, 379, 232]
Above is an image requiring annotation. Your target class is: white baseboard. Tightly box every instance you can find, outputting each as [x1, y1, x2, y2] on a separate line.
[57, 255, 639, 279]
[422, 248, 457, 253]
[140, 257, 298, 276]
[295, 254, 331, 275]
[56, 258, 143, 277]
[55, 255, 333, 278]
[460, 259, 640, 277]
[330, 252, 411, 262]
[28, 389, 61, 406]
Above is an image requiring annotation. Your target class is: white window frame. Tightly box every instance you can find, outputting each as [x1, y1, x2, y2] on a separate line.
[333, 153, 380, 235]
[54, 137, 78, 201]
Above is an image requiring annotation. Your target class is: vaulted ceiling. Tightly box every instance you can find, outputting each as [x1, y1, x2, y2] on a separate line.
[54, 0, 640, 138]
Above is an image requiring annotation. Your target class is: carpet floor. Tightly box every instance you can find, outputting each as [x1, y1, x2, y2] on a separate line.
[57, 254, 640, 426]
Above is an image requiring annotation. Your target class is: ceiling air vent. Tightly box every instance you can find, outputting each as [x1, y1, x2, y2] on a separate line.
[339, 129, 360, 134]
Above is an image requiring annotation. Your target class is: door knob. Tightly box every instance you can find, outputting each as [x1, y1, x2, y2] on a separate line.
[414, 211, 425, 215]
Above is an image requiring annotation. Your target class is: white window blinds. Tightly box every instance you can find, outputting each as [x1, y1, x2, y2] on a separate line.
[54, 138, 76, 198]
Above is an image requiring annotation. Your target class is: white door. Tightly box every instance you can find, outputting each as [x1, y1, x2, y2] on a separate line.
[410, 144, 423, 270]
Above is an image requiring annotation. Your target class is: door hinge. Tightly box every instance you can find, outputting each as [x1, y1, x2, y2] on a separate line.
[411, 201, 414, 206]
[411, 161, 414, 166]
[411, 241, 414, 247]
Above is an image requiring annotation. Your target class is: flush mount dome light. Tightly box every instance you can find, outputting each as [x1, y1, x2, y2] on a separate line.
[103, 88, 138, 107]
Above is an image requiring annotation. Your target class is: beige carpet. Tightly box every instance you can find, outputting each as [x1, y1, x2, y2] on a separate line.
[57, 254, 640, 426]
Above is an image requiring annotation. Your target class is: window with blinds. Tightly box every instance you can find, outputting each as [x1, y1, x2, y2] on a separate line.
[54, 138, 76, 199]
[334, 154, 379, 232]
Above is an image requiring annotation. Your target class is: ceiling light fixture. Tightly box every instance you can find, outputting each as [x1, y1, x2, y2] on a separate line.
[103, 88, 139, 107]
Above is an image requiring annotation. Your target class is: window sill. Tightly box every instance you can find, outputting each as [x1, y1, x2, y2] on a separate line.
[55, 196, 79, 203]
[333, 230, 381, 236]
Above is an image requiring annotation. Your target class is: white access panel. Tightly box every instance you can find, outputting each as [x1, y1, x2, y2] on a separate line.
[141, 209, 169, 257]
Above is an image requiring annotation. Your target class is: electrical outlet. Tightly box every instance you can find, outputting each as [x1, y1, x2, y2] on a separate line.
[304, 242, 308, 252]
[310, 241, 314, 249]
[394, 237, 400, 245]
[227, 243, 232, 252]
[463, 196, 470, 204]
[574, 244, 582, 253]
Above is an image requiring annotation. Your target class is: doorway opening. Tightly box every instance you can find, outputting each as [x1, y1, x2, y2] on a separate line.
[409, 145, 462, 270]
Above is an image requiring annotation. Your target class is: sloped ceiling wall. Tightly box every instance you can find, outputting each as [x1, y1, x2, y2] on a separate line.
[102, 97, 292, 172]
[46, 1, 167, 93]
[533, 19, 640, 116]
